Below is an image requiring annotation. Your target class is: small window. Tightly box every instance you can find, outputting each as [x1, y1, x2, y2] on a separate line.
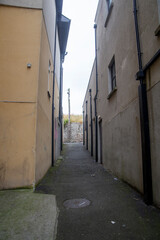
[47, 60, 51, 98]
[105, 0, 113, 27]
[108, 56, 117, 99]
[107, 0, 112, 10]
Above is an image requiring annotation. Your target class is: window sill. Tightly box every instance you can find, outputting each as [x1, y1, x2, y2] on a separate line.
[107, 87, 117, 99]
[104, 2, 114, 28]
[155, 25, 160, 36]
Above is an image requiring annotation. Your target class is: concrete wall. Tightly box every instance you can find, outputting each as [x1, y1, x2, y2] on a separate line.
[64, 123, 83, 143]
[0, 6, 42, 188]
[83, 0, 160, 207]
[147, 57, 160, 206]
[83, 61, 96, 157]
[95, 0, 143, 192]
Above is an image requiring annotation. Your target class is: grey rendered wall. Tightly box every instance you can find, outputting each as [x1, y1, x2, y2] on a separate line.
[83, 61, 96, 158]
[94, 0, 143, 191]
[147, 58, 160, 207]
[137, 0, 160, 206]
[90, 0, 160, 199]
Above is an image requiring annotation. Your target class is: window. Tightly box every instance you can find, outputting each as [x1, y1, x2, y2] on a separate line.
[47, 60, 51, 98]
[107, 0, 112, 10]
[108, 56, 117, 99]
[105, 0, 113, 27]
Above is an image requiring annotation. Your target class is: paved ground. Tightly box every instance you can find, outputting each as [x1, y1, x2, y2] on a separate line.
[0, 190, 58, 240]
[36, 143, 160, 240]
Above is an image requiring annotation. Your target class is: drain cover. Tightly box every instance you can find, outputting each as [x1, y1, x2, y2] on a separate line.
[63, 198, 91, 209]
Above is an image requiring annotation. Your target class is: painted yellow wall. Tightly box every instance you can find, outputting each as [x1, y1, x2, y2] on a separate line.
[0, 6, 42, 189]
[35, 17, 54, 183]
[0, 6, 41, 102]
[0, 103, 36, 188]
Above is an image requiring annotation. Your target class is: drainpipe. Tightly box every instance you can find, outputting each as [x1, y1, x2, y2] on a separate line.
[86, 101, 88, 150]
[52, 14, 57, 167]
[89, 89, 93, 156]
[83, 110, 85, 145]
[94, 23, 98, 162]
[133, 0, 153, 205]
[59, 55, 63, 151]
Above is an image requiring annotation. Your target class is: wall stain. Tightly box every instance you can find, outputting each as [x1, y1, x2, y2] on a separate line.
[0, 162, 6, 189]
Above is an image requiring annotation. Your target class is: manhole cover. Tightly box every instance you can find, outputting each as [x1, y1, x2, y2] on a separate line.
[63, 198, 91, 209]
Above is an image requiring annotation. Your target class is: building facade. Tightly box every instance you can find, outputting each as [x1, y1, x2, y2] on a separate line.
[0, 0, 70, 189]
[83, 0, 160, 207]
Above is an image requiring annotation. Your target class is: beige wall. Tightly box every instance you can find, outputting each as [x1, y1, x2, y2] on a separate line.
[35, 14, 62, 183]
[0, 103, 36, 188]
[0, 6, 42, 188]
[0, 3, 63, 189]
[35, 17, 53, 183]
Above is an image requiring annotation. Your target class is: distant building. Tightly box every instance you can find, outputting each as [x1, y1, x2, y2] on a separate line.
[83, 0, 160, 207]
[0, 0, 70, 189]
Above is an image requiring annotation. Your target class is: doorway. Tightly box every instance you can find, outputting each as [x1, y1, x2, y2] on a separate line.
[98, 120, 103, 164]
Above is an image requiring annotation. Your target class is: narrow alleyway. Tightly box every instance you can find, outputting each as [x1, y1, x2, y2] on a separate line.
[36, 143, 160, 240]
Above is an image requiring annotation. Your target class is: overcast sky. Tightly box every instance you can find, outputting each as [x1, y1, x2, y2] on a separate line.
[62, 0, 99, 115]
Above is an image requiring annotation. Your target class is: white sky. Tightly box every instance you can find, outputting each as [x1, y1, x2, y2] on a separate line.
[62, 0, 99, 115]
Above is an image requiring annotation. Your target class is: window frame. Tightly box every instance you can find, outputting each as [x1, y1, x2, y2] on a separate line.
[107, 56, 117, 99]
[105, 0, 114, 27]
[107, 0, 112, 10]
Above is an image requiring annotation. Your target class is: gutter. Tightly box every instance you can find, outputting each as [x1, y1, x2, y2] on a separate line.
[133, 0, 153, 205]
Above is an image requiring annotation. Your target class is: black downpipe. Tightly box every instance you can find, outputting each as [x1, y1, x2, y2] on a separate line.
[138, 84, 153, 204]
[86, 101, 88, 150]
[83, 111, 85, 145]
[94, 23, 98, 162]
[59, 57, 63, 151]
[52, 16, 57, 166]
[89, 89, 93, 156]
[133, 0, 153, 205]
[94, 97, 98, 162]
